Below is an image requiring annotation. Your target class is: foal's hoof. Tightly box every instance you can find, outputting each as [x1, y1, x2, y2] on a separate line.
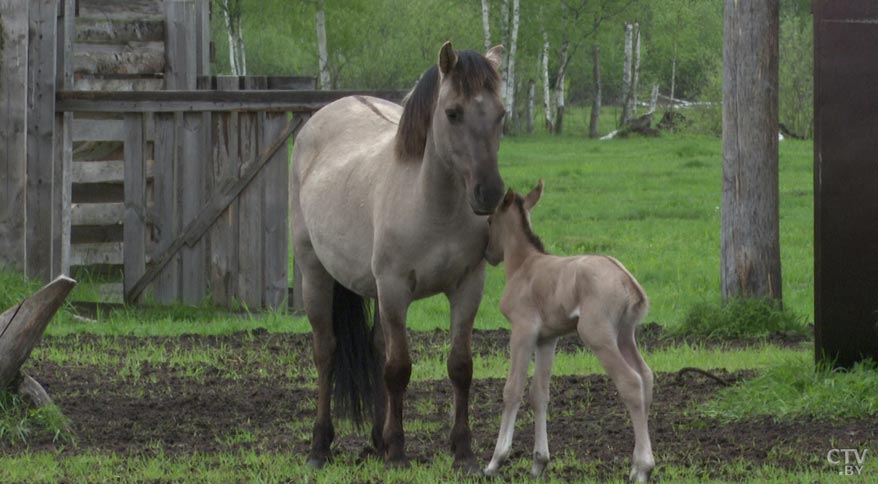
[628, 466, 653, 483]
[453, 457, 483, 476]
[306, 457, 326, 470]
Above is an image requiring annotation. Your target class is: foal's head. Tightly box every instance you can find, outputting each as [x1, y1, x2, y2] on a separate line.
[485, 180, 545, 265]
[396, 41, 507, 215]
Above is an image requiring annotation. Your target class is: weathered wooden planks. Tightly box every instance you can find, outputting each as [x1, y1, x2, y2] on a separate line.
[237, 77, 267, 309]
[123, 113, 147, 303]
[55, 89, 409, 113]
[26, 0, 59, 281]
[152, 113, 180, 303]
[262, 111, 289, 309]
[0, 0, 30, 272]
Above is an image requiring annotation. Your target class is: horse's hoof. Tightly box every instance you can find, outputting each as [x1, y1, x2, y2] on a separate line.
[453, 457, 483, 476]
[628, 466, 652, 483]
[306, 457, 326, 470]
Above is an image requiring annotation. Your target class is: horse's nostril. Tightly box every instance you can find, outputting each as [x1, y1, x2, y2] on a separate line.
[474, 184, 484, 202]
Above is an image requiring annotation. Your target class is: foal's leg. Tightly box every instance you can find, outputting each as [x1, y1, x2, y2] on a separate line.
[376, 278, 413, 467]
[445, 266, 485, 473]
[530, 337, 558, 478]
[299, 254, 337, 468]
[485, 322, 538, 476]
[578, 317, 654, 483]
[618, 323, 654, 414]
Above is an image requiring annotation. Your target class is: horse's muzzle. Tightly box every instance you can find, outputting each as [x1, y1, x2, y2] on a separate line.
[471, 181, 505, 215]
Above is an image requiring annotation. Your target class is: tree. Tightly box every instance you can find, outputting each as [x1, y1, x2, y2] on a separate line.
[588, 44, 601, 138]
[721, 0, 782, 303]
[315, 0, 331, 89]
[216, 0, 247, 76]
[504, 0, 520, 134]
[481, 0, 491, 51]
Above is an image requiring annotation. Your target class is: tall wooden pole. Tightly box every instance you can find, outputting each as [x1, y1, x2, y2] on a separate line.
[721, 0, 782, 302]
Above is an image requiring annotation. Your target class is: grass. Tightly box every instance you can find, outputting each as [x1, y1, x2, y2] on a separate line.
[0, 392, 71, 446]
[702, 356, 878, 422]
[672, 297, 808, 339]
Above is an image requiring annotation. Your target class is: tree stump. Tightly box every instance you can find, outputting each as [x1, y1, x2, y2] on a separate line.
[0, 276, 76, 407]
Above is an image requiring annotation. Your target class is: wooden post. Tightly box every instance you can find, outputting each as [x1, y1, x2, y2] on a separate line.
[165, 0, 197, 90]
[26, 0, 58, 281]
[0, 0, 29, 272]
[180, 109, 208, 305]
[0, 276, 75, 390]
[123, 113, 147, 303]
[720, 0, 782, 303]
[813, 1, 878, 367]
[153, 113, 181, 303]
[209, 76, 240, 307]
[54, 0, 74, 277]
[237, 77, 266, 309]
[262, 110, 289, 310]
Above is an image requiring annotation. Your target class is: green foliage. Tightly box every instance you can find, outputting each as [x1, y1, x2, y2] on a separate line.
[674, 298, 808, 340]
[779, 3, 813, 138]
[0, 270, 41, 313]
[702, 356, 878, 421]
[0, 391, 72, 445]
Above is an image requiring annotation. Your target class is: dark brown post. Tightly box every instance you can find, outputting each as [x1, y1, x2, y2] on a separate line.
[721, 0, 782, 302]
[813, 1, 878, 367]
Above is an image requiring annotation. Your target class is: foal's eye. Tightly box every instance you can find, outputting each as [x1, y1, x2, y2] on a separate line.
[445, 109, 463, 124]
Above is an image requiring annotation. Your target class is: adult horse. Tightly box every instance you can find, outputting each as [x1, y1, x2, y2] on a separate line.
[289, 42, 506, 471]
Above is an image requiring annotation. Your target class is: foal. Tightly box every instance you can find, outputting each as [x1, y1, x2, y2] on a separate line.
[483, 181, 655, 482]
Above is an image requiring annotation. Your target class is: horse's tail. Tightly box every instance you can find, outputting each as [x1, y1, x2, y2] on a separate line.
[331, 281, 378, 429]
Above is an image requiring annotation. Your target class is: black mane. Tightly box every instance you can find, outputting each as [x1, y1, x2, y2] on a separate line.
[513, 195, 547, 254]
[394, 50, 500, 159]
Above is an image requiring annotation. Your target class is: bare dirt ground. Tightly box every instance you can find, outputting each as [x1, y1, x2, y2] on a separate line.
[7, 328, 872, 481]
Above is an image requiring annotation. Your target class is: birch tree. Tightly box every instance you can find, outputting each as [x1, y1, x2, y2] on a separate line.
[316, 0, 331, 89]
[504, 0, 520, 134]
[481, 0, 491, 52]
[542, 31, 553, 133]
[620, 22, 633, 125]
[553, 0, 570, 134]
[526, 78, 535, 134]
[631, 22, 641, 116]
[218, 0, 247, 76]
[721, 0, 782, 303]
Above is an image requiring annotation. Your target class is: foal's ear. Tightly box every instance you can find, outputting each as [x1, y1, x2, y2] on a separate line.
[523, 179, 544, 211]
[485, 45, 504, 71]
[502, 188, 515, 208]
[439, 41, 458, 76]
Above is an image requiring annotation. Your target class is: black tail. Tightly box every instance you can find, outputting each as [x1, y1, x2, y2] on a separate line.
[331, 281, 377, 429]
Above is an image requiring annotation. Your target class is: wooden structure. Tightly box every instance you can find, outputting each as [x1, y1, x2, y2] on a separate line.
[0, 276, 75, 406]
[813, 1, 878, 367]
[0, 0, 406, 310]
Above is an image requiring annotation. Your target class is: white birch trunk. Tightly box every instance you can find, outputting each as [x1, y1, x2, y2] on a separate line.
[542, 32, 553, 133]
[554, 41, 568, 134]
[481, 0, 491, 52]
[620, 22, 633, 125]
[499, 0, 510, 109]
[589, 44, 602, 138]
[504, 0, 520, 133]
[316, 0, 331, 90]
[222, 0, 240, 76]
[236, 13, 246, 75]
[648, 83, 659, 114]
[670, 43, 677, 111]
[631, 22, 641, 116]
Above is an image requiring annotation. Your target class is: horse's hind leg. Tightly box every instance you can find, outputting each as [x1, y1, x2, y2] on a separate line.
[578, 314, 654, 483]
[618, 323, 654, 414]
[530, 337, 559, 478]
[445, 265, 486, 473]
[295, 243, 337, 468]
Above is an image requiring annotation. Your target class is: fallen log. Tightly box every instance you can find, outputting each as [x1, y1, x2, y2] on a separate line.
[0, 276, 76, 407]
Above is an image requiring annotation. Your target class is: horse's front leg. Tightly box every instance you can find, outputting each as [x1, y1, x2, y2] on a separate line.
[445, 264, 486, 473]
[376, 277, 413, 467]
[485, 319, 538, 476]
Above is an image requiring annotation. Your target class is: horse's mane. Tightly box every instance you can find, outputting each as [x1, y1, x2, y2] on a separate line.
[395, 50, 500, 159]
[513, 194, 547, 254]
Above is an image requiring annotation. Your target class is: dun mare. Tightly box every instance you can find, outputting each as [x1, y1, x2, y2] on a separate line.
[289, 42, 506, 471]
[483, 181, 655, 482]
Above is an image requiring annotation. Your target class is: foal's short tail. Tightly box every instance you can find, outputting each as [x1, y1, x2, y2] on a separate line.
[331, 281, 379, 429]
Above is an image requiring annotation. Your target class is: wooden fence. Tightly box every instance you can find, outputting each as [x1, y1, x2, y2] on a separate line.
[0, 0, 406, 310]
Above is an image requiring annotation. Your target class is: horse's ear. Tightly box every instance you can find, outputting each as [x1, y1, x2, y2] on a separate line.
[439, 41, 458, 76]
[502, 188, 515, 208]
[524, 179, 544, 211]
[485, 45, 504, 70]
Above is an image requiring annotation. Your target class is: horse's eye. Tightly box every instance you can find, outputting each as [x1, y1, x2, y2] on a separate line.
[446, 109, 463, 124]
[497, 110, 507, 123]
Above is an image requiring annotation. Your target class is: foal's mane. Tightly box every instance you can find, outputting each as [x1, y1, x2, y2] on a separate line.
[513, 195, 547, 254]
[395, 50, 500, 159]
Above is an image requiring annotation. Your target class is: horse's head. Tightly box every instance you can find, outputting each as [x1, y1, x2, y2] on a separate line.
[396, 42, 507, 215]
[433, 42, 506, 215]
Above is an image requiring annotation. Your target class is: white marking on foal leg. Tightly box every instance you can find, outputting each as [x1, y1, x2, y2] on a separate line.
[485, 328, 537, 476]
[580, 326, 654, 483]
[530, 337, 558, 478]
